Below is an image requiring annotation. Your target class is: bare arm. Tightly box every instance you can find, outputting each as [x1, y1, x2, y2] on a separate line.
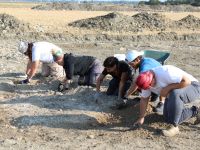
[27, 60, 40, 80]
[160, 75, 191, 97]
[96, 74, 105, 92]
[139, 97, 150, 118]
[26, 60, 32, 75]
[134, 96, 150, 125]
[118, 72, 128, 98]
[125, 81, 138, 98]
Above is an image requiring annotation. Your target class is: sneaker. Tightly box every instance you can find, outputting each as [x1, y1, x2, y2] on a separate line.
[194, 106, 200, 125]
[162, 125, 179, 137]
[155, 102, 164, 115]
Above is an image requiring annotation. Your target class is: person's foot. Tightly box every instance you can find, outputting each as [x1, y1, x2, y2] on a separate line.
[155, 101, 164, 115]
[78, 76, 85, 86]
[194, 106, 200, 125]
[89, 83, 96, 88]
[162, 125, 179, 137]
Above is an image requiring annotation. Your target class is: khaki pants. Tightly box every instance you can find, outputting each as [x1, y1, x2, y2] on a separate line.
[41, 62, 65, 79]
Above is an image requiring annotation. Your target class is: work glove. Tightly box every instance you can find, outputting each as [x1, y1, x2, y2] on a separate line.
[20, 78, 30, 84]
[58, 83, 69, 92]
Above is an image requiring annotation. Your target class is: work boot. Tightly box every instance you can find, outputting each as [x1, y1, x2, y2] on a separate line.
[162, 125, 179, 137]
[155, 101, 164, 115]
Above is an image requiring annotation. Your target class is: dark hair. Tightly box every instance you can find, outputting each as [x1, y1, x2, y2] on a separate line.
[103, 56, 118, 68]
[24, 43, 33, 61]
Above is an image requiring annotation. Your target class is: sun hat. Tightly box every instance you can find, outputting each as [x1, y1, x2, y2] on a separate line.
[136, 71, 154, 90]
[18, 41, 28, 54]
[125, 50, 144, 62]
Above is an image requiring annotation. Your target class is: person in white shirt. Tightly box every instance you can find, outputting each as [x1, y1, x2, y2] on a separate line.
[18, 41, 64, 84]
[134, 65, 200, 137]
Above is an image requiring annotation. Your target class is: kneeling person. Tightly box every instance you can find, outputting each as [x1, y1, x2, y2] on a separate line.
[54, 53, 103, 91]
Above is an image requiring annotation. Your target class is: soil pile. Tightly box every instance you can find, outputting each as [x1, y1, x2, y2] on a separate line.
[32, 2, 136, 11]
[173, 15, 200, 29]
[32, 3, 200, 12]
[0, 14, 29, 35]
[132, 12, 171, 31]
[69, 12, 172, 32]
[68, 12, 200, 33]
[68, 12, 138, 32]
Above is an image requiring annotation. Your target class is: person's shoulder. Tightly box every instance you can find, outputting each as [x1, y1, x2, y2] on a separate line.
[64, 53, 73, 59]
[102, 68, 107, 75]
[119, 60, 128, 65]
[151, 65, 167, 73]
[119, 61, 131, 71]
[34, 41, 56, 47]
[143, 57, 161, 65]
[143, 57, 157, 62]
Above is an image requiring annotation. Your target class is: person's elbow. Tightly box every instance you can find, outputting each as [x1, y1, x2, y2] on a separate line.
[181, 76, 191, 87]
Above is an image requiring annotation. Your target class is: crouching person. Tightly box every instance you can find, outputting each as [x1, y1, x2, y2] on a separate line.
[53, 52, 103, 91]
[96, 56, 133, 103]
[134, 65, 200, 137]
[124, 50, 163, 113]
[18, 41, 65, 84]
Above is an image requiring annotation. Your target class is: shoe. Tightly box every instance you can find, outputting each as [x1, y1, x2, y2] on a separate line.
[151, 93, 159, 102]
[162, 125, 179, 137]
[155, 102, 164, 115]
[194, 106, 200, 125]
[78, 76, 85, 86]
[89, 83, 96, 88]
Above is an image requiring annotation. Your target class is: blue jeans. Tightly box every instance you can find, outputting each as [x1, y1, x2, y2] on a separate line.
[163, 81, 200, 125]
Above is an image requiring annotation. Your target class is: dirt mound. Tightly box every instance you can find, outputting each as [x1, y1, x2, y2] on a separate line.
[173, 15, 200, 29]
[32, 2, 81, 10]
[32, 2, 136, 11]
[32, 3, 200, 12]
[0, 13, 29, 35]
[69, 12, 171, 32]
[132, 12, 171, 31]
[68, 12, 138, 32]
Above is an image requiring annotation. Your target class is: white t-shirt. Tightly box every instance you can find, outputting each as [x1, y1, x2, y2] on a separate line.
[32, 42, 62, 63]
[141, 65, 198, 98]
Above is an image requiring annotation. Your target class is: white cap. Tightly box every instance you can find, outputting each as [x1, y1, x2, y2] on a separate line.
[114, 54, 126, 61]
[125, 50, 144, 62]
[18, 41, 28, 54]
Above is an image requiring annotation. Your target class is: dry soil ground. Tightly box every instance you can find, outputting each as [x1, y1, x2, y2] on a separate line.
[0, 2, 200, 150]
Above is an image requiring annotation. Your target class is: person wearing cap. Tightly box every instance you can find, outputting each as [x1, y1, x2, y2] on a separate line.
[134, 65, 200, 137]
[123, 50, 163, 113]
[54, 52, 103, 91]
[95, 56, 133, 102]
[18, 41, 64, 84]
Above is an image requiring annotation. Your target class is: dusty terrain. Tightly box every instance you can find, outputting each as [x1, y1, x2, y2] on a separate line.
[0, 2, 200, 150]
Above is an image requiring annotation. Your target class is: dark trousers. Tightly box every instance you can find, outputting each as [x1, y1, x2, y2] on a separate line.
[163, 81, 200, 126]
[79, 59, 103, 86]
[106, 78, 132, 96]
[151, 92, 159, 102]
